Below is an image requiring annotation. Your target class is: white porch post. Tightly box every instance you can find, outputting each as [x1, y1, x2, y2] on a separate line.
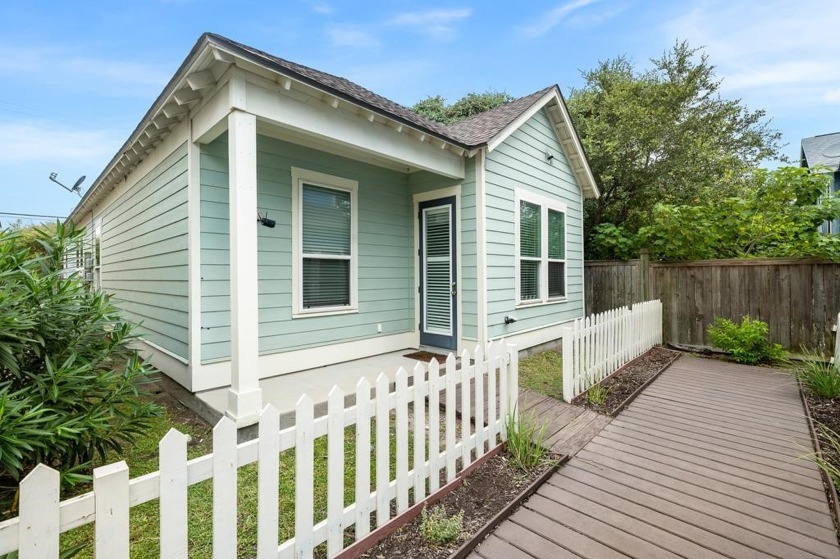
[226, 109, 262, 426]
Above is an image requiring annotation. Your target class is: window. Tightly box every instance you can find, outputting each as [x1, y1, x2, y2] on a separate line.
[292, 168, 358, 316]
[516, 192, 566, 304]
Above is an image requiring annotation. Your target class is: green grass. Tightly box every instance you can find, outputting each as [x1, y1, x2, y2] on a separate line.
[794, 349, 840, 399]
[518, 350, 563, 400]
[59, 400, 405, 558]
[586, 383, 610, 406]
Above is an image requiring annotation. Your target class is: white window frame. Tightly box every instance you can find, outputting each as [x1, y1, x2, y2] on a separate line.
[514, 190, 567, 306]
[291, 167, 359, 318]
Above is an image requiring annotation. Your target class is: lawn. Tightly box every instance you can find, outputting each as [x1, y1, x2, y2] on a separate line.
[518, 350, 563, 400]
[60, 391, 403, 558]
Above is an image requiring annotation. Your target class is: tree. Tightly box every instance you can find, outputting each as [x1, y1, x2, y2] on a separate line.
[566, 41, 785, 258]
[411, 91, 514, 124]
[0, 223, 160, 515]
[594, 166, 840, 261]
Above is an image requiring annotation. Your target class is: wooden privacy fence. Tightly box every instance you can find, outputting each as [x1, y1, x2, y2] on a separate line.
[0, 342, 518, 559]
[586, 255, 840, 352]
[562, 300, 662, 402]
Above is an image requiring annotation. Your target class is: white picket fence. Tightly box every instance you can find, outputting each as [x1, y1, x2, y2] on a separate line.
[833, 312, 840, 365]
[562, 300, 662, 402]
[0, 342, 518, 559]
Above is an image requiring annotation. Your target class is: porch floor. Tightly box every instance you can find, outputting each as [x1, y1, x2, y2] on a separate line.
[196, 349, 422, 419]
[468, 356, 840, 559]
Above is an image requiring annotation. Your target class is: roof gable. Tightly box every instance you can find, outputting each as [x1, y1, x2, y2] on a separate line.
[801, 132, 840, 171]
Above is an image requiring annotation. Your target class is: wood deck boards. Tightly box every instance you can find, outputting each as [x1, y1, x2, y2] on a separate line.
[472, 355, 840, 559]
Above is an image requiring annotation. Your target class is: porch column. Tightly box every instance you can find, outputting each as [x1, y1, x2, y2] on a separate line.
[226, 109, 263, 426]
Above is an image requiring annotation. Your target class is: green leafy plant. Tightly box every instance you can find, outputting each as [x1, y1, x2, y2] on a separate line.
[586, 383, 611, 406]
[795, 349, 840, 398]
[505, 410, 549, 471]
[707, 316, 786, 365]
[419, 505, 464, 545]
[0, 223, 160, 516]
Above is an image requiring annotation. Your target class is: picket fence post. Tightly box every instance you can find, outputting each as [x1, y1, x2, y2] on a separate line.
[460, 349, 473, 465]
[19, 464, 60, 559]
[327, 387, 345, 557]
[354, 378, 371, 540]
[395, 368, 410, 512]
[258, 405, 280, 559]
[412, 362, 426, 505]
[93, 461, 130, 559]
[160, 428, 188, 558]
[213, 417, 238, 559]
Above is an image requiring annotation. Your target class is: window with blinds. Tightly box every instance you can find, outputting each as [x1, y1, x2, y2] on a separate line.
[292, 168, 358, 316]
[517, 193, 566, 304]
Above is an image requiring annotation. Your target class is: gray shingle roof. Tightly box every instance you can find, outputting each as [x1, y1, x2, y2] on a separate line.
[801, 132, 840, 171]
[206, 33, 553, 149]
[444, 87, 555, 145]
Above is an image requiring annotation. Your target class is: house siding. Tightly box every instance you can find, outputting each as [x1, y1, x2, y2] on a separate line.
[200, 134, 417, 363]
[100, 142, 190, 359]
[484, 108, 584, 340]
[408, 160, 478, 343]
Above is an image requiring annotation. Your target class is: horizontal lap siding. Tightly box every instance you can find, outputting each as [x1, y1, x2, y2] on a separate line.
[485, 109, 584, 340]
[101, 142, 189, 359]
[200, 134, 414, 363]
[408, 163, 478, 342]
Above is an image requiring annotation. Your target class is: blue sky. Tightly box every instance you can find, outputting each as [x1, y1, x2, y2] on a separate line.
[1, 0, 838, 223]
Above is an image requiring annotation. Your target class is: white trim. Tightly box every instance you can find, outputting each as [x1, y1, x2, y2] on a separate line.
[412, 186, 463, 352]
[514, 189, 568, 306]
[489, 318, 576, 350]
[291, 167, 359, 317]
[187, 126, 203, 370]
[132, 339, 191, 389]
[485, 88, 599, 199]
[475, 150, 488, 348]
[191, 332, 416, 391]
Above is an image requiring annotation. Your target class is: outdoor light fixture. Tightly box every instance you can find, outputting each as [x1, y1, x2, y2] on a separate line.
[257, 212, 276, 228]
[544, 151, 555, 163]
[504, 315, 517, 324]
[49, 172, 85, 197]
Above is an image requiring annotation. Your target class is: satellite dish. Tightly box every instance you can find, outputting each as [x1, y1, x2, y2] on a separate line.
[49, 173, 85, 197]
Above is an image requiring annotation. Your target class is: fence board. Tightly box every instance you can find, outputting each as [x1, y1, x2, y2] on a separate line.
[412, 362, 427, 504]
[355, 378, 372, 540]
[327, 387, 345, 557]
[445, 356, 457, 483]
[295, 395, 315, 557]
[395, 369, 410, 512]
[375, 373, 390, 528]
[257, 405, 280, 559]
[213, 417, 238, 559]
[586, 257, 840, 352]
[159, 429, 188, 558]
[93, 461, 129, 559]
[19, 465, 59, 559]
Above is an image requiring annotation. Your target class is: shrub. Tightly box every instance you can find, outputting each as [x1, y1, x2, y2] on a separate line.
[419, 505, 464, 545]
[805, 426, 840, 491]
[796, 348, 840, 398]
[0, 223, 160, 515]
[707, 316, 786, 365]
[505, 410, 549, 471]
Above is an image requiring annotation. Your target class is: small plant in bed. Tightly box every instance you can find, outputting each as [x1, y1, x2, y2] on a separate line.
[419, 505, 464, 546]
[586, 383, 611, 406]
[795, 349, 840, 398]
[505, 410, 549, 471]
[707, 316, 787, 365]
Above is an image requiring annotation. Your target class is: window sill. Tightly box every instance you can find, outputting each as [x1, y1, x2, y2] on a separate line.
[515, 297, 568, 309]
[292, 307, 359, 319]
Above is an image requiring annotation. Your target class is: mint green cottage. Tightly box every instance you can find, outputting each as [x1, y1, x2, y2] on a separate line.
[67, 34, 599, 426]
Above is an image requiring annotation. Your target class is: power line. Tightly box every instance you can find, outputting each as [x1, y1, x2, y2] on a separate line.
[0, 211, 66, 220]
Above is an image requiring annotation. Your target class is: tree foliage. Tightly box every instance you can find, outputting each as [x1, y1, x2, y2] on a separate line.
[566, 41, 785, 258]
[591, 166, 840, 261]
[0, 223, 160, 514]
[411, 91, 514, 124]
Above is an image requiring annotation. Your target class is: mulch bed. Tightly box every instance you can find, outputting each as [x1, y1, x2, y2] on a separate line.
[359, 452, 555, 559]
[575, 346, 680, 415]
[804, 394, 840, 467]
[404, 351, 451, 363]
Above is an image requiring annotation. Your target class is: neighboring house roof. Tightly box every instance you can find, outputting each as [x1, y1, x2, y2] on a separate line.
[801, 132, 840, 171]
[69, 33, 597, 221]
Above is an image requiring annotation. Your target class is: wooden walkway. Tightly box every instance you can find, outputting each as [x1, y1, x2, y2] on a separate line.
[470, 355, 840, 559]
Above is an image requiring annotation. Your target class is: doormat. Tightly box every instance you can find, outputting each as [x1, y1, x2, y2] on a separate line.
[403, 350, 450, 363]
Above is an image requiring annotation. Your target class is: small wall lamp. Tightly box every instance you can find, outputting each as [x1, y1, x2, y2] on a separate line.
[504, 315, 517, 325]
[545, 151, 555, 163]
[257, 212, 276, 228]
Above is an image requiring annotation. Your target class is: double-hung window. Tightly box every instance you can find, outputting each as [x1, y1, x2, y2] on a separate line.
[292, 167, 358, 316]
[516, 191, 566, 304]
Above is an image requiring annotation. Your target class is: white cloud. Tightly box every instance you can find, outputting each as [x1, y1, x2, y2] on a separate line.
[519, 0, 597, 38]
[664, 1, 840, 101]
[313, 3, 334, 15]
[824, 89, 840, 104]
[0, 122, 117, 164]
[386, 8, 472, 41]
[0, 45, 168, 94]
[326, 25, 380, 48]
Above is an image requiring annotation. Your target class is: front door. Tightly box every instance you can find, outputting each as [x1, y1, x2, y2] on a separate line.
[419, 197, 457, 350]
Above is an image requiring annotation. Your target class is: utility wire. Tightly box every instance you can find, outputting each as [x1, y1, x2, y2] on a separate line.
[0, 211, 66, 219]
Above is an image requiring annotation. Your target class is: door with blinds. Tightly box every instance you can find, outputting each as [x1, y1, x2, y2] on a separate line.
[419, 197, 457, 350]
